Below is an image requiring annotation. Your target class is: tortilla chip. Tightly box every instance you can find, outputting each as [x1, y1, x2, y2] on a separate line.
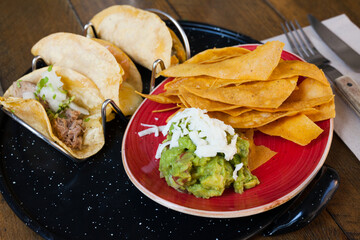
[178, 87, 239, 111]
[222, 108, 252, 117]
[2, 66, 105, 159]
[165, 76, 267, 90]
[287, 77, 333, 101]
[209, 108, 317, 128]
[243, 130, 277, 171]
[258, 114, 323, 146]
[253, 95, 334, 112]
[159, 41, 284, 80]
[269, 60, 329, 86]
[178, 94, 191, 108]
[152, 106, 180, 113]
[184, 46, 251, 64]
[307, 99, 336, 122]
[90, 5, 175, 69]
[136, 91, 181, 104]
[31, 32, 122, 108]
[183, 77, 298, 108]
[249, 144, 277, 171]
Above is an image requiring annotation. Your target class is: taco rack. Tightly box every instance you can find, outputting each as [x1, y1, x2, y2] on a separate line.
[0, 9, 190, 162]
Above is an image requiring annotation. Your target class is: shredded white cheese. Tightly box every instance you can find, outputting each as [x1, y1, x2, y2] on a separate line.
[138, 123, 166, 137]
[155, 108, 238, 160]
[232, 163, 244, 180]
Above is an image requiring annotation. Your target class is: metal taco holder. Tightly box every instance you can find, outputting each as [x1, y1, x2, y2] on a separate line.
[84, 8, 191, 92]
[0, 56, 128, 163]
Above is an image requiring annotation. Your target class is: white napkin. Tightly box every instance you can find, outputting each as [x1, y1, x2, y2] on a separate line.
[262, 14, 360, 160]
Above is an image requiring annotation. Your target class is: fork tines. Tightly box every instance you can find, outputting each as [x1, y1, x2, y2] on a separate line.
[281, 19, 315, 59]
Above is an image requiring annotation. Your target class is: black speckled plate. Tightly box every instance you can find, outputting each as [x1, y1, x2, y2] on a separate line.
[0, 21, 298, 240]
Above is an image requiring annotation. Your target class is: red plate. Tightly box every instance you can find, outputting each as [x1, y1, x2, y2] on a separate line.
[122, 44, 333, 218]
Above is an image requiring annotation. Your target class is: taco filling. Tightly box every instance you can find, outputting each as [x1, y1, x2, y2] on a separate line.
[10, 66, 89, 150]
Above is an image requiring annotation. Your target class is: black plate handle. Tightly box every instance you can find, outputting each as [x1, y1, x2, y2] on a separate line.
[262, 165, 339, 236]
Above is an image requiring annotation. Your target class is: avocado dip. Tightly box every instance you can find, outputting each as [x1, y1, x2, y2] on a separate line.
[156, 108, 259, 199]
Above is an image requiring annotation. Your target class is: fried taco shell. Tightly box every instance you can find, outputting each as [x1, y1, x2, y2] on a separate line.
[90, 5, 186, 70]
[1, 66, 105, 159]
[31, 32, 123, 108]
[92, 38, 143, 115]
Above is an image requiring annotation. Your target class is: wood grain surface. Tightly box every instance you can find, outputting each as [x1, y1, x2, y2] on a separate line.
[0, 0, 359, 239]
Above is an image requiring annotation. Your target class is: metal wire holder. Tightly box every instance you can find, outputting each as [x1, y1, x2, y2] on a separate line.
[1, 56, 128, 162]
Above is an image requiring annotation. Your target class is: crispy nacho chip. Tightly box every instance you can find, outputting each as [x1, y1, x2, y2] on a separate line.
[178, 87, 239, 111]
[253, 95, 334, 112]
[159, 41, 284, 80]
[222, 107, 252, 117]
[184, 46, 251, 64]
[165, 76, 266, 90]
[182, 77, 298, 108]
[269, 60, 329, 86]
[257, 114, 323, 146]
[287, 77, 333, 101]
[307, 99, 336, 122]
[209, 108, 317, 128]
[152, 106, 180, 113]
[136, 91, 181, 104]
[244, 130, 277, 171]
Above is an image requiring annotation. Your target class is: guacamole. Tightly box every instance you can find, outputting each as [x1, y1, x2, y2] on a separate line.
[157, 108, 259, 199]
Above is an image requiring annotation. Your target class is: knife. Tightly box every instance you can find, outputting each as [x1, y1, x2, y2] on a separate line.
[308, 14, 360, 72]
[308, 14, 360, 118]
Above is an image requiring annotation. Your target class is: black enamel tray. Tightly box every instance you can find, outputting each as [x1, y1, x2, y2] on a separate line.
[0, 21, 339, 240]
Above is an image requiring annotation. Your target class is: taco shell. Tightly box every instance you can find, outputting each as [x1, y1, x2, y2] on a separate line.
[92, 38, 144, 115]
[31, 32, 123, 108]
[90, 5, 186, 70]
[1, 66, 105, 159]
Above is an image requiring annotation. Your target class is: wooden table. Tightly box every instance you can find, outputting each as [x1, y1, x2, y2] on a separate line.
[0, 0, 359, 239]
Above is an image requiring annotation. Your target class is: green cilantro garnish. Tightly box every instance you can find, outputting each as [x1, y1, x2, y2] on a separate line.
[39, 76, 49, 89]
[16, 79, 22, 88]
[56, 95, 75, 113]
[58, 88, 68, 94]
[47, 65, 53, 72]
[34, 92, 39, 101]
[42, 94, 46, 101]
[84, 117, 90, 122]
[53, 94, 56, 99]
[10, 109, 15, 113]
[35, 76, 49, 97]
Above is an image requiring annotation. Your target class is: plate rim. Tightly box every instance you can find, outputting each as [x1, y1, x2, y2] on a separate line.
[121, 44, 334, 218]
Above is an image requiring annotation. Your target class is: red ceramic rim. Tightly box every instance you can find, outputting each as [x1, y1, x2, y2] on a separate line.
[122, 44, 333, 218]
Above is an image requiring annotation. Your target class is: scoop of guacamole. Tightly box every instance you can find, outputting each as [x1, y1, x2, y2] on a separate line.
[159, 124, 259, 199]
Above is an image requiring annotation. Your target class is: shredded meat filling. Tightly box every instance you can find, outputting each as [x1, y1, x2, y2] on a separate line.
[51, 109, 84, 150]
[12, 81, 85, 150]
[11, 81, 36, 98]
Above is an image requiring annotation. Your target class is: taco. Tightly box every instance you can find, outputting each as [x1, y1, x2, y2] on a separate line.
[0, 66, 105, 159]
[90, 5, 186, 70]
[31, 32, 143, 116]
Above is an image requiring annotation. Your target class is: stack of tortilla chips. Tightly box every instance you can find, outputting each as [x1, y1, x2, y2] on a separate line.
[138, 41, 335, 150]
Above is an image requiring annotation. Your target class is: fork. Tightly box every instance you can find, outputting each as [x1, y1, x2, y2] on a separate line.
[281, 19, 360, 118]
